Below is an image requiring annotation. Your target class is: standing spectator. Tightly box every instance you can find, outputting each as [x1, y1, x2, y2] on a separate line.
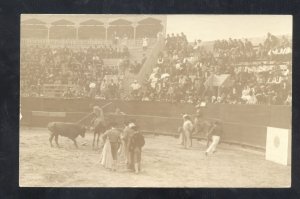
[89, 82, 96, 99]
[284, 91, 292, 105]
[108, 79, 117, 99]
[142, 37, 148, 51]
[130, 80, 141, 99]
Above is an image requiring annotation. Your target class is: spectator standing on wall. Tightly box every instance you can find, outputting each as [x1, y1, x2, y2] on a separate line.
[89, 82, 96, 99]
[142, 37, 148, 51]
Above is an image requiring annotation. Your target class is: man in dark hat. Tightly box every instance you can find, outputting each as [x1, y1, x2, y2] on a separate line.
[128, 125, 145, 174]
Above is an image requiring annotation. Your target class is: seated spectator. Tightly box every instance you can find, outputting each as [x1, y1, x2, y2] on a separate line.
[284, 92, 292, 105]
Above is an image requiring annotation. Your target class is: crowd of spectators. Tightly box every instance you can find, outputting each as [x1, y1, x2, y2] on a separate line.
[129, 32, 292, 105]
[21, 32, 292, 106]
[20, 44, 129, 98]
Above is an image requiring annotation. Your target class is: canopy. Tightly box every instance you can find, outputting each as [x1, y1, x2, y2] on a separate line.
[204, 74, 233, 88]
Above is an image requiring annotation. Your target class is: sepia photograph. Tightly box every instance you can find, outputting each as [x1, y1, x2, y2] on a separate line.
[19, 14, 292, 187]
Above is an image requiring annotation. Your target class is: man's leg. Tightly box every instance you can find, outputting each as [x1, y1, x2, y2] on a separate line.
[206, 136, 217, 154]
[111, 143, 118, 171]
[189, 131, 192, 147]
[133, 148, 141, 174]
[128, 150, 134, 170]
[92, 132, 96, 149]
[211, 136, 220, 153]
[182, 131, 187, 148]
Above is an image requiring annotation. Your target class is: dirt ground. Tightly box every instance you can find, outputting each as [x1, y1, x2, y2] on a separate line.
[19, 127, 291, 187]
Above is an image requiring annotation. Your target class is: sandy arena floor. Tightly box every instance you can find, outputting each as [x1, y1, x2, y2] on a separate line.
[19, 127, 291, 187]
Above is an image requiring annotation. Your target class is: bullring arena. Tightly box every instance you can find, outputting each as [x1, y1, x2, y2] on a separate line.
[20, 15, 292, 187]
[20, 127, 290, 187]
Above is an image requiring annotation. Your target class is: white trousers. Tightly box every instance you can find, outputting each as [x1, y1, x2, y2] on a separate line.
[206, 136, 220, 153]
[183, 131, 192, 148]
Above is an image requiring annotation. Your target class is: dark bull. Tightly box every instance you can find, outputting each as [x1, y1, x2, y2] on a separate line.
[48, 122, 87, 148]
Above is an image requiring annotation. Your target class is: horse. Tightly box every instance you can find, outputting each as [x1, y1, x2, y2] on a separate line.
[91, 106, 108, 149]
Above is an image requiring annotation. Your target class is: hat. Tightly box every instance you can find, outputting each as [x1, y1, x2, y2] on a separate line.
[129, 123, 136, 128]
[93, 106, 101, 111]
[183, 114, 190, 120]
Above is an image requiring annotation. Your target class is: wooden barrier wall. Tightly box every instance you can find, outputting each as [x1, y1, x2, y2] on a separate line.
[20, 97, 291, 149]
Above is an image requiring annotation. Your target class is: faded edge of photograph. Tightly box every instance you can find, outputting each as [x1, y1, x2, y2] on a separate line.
[19, 14, 292, 187]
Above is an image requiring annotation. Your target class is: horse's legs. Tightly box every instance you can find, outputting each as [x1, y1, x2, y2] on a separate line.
[54, 135, 60, 148]
[72, 138, 78, 148]
[92, 131, 96, 149]
[96, 133, 100, 147]
[49, 133, 55, 147]
[190, 132, 193, 147]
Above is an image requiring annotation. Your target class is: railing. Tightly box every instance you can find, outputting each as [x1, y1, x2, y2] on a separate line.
[20, 38, 158, 49]
[42, 84, 75, 98]
[137, 35, 165, 82]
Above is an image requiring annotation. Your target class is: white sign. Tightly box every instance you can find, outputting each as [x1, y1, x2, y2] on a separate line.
[266, 127, 291, 165]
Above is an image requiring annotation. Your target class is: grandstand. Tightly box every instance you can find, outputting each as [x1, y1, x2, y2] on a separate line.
[21, 15, 167, 98]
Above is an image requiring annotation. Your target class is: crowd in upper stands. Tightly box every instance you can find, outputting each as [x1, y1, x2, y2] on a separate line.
[129, 32, 292, 105]
[20, 42, 147, 99]
[21, 32, 292, 105]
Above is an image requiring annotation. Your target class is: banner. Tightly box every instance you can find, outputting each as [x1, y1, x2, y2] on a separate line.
[204, 74, 232, 88]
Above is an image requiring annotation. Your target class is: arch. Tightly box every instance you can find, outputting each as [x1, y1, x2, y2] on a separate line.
[50, 19, 76, 39]
[80, 19, 104, 26]
[136, 17, 163, 38]
[78, 26, 106, 39]
[51, 19, 75, 26]
[21, 18, 46, 25]
[21, 18, 47, 39]
[108, 19, 133, 39]
[138, 17, 161, 25]
[78, 19, 105, 39]
[109, 18, 132, 26]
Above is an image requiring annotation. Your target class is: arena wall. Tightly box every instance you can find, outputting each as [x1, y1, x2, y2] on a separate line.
[20, 97, 291, 150]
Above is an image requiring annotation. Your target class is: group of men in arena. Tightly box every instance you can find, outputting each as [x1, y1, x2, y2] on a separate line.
[92, 106, 145, 174]
[179, 109, 223, 156]
[85, 104, 223, 175]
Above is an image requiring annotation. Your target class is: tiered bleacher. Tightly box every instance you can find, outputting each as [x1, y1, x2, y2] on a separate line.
[133, 33, 292, 105]
[20, 16, 292, 105]
[21, 16, 165, 99]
